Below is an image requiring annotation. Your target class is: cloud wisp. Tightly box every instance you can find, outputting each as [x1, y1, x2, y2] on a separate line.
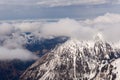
[36, 0, 108, 7]
[0, 0, 119, 7]
[0, 47, 38, 61]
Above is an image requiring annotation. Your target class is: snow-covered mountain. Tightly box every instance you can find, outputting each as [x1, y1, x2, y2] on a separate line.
[20, 34, 120, 80]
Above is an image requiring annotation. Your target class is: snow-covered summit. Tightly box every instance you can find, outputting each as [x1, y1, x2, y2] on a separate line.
[20, 36, 120, 80]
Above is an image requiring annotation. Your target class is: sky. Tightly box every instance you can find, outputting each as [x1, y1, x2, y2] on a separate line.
[0, 0, 120, 20]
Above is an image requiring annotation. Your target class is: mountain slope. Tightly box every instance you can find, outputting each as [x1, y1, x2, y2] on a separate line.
[20, 34, 120, 80]
[0, 60, 34, 80]
[0, 35, 68, 80]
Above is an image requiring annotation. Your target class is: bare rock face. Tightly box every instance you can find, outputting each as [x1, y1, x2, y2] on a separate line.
[20, 34, 120, 80]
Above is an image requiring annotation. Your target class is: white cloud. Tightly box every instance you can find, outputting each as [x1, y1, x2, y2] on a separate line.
[0, 47, 38, 61]
[14, 22, 42, 32]
[40, 13, 120, 41]
[41, 18, 96, 40]
[84, 13, 120, 41]
[0, 23, 14, 35]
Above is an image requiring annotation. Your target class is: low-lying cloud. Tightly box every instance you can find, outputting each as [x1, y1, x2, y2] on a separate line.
[41, 18, 96, 40]
[0, 13, 120, 60]
[1, 13, 120, 41]
[0, 47, 38, 61]
[40, 13, 120, 41]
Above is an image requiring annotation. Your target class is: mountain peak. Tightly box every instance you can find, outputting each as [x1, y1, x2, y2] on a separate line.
[20, 36, 120, 80]
[94, 33, 104, 42]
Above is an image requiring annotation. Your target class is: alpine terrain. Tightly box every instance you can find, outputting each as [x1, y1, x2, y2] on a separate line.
[20, 34, 120, 80]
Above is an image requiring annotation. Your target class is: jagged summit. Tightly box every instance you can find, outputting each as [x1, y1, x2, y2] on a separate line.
[20, 35, 120, 80]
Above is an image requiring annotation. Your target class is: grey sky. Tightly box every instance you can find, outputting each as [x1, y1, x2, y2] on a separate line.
[0, 0, 109, 5]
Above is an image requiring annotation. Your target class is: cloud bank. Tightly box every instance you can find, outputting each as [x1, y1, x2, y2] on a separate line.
[0, 13, 120, 41]
[0, 13, 120, 60]
[40, 13, 120, 41]
[1, 13, 120, 41]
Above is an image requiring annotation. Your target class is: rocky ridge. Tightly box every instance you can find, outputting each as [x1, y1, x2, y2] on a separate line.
[20, 34, 120, 80]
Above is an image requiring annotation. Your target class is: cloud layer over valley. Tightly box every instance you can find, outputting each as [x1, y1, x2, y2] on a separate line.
[0, 13, 120, 60]
[0, 47, 38, 61]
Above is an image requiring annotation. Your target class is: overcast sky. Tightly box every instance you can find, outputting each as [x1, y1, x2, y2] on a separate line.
[0, 0, 120, 20]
